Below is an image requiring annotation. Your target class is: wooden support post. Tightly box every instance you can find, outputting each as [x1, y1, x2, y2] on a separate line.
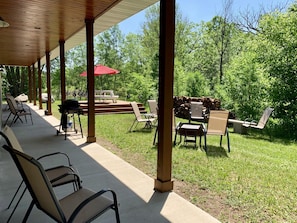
[60, 40, 66, 103]
[32, 64, 36, 105]
[45, 51, 52, 115]
[154, 0, 175, 192]
[38, 59, 42, 109]
[28, 66, 32, 103]
[85, 18, 96, 143]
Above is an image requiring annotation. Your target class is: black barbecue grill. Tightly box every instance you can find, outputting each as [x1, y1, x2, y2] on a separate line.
[57, 99, 83, 140]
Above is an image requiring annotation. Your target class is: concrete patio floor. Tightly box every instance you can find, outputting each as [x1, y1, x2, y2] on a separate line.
[0, 102, 220, 223]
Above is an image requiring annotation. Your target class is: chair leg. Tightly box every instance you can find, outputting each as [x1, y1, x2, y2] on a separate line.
[204, 133, 207, 152]
[129, 120, 137, 132]
[173, 130, 178, 146]
[4, 112, 12, 126]
[227, 130, 230, 152]
[22, 200, 34, 223]
[64, 123, 67, 140]
[144, 121, 152, 129]
[220, 135, 223, 147]
[7, 180, 24, 209]
[78, 114, 83, 138]
[14, 115, 23, 123]
[11, 115, 22, 126]
[111, 191, 121, 223]
[29, 114, 33, 125]
[153, 126, 158, 145]
[7, 187, 27, 223]
[10, 116, 17, 126]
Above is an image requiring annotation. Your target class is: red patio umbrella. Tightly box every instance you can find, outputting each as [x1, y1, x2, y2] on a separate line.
[80, 64, 120, 76]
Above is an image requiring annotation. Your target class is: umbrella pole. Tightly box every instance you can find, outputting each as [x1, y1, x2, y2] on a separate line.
[101, 76, 103, 90]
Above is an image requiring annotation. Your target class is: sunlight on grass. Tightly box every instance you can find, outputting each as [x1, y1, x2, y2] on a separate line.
[52, 102, 297, 222]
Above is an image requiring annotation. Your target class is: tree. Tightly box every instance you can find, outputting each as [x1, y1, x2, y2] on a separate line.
[94, 25, 124, 92]
[234, 0, 291, 34]
[141, 3, 202, 98]
[192, 15, 237, 92]
[223, 39, 271, 119]
[186, 71, 210, 98]
[4, 66, 28, 97]
[141, 3, 160, 80]
[126, 72, 155, 104]
[255, 4, 297, 138]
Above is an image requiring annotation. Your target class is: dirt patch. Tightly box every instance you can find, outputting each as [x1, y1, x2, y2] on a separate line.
[96, 137, 245, 222]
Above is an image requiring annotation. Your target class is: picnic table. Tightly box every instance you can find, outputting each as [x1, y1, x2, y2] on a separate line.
[95, 90, 119, 103]
[228, 119, 247, 134]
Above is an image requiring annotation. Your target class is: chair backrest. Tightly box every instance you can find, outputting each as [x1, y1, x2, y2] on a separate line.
[8, 95, 21, 109]
[6, 96, 18, 115]
[207, 110, 229, 135]
[148, 100, 158, 116]
[1, 125, 23, 152]
[131, 102, 142, 120]
[257, 107, 274, 129]
[190, 101, 203, 118]
[4, 145, 65, 222]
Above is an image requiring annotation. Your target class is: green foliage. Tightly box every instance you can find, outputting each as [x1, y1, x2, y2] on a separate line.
[223, 41, 271, 119]
[4, 66, 28, 96]
[174, 59, 187, 96]
[122, 33, 145, 74]
[126, 72, 156, 104]
[192, 15, 237, 90]
[255, 7, 297, 138]
[94, 25, 124, 93]
[185, 71, 210, 97]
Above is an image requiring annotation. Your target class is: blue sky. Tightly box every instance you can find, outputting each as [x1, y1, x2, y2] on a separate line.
[119, 0, 293, 34]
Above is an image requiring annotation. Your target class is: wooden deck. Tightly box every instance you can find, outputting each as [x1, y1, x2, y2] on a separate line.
[78, 100, 147, 115]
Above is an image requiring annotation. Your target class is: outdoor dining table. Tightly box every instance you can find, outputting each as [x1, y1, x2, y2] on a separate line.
[174, 123, 204, 148]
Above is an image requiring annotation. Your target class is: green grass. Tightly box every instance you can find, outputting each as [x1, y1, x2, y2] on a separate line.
[52, 101, 297, 222]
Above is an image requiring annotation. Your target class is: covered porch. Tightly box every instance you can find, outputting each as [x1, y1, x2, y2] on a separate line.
[0, 103, 220, 222]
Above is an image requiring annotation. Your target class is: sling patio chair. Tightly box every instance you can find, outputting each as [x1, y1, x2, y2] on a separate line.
[0, 125, 81, 223]
[242, 107, 274, 130]
[5, 95, 33, 126]
[147, 99, 158, 119]
[148, 99, 158, 126]
[129, 101, 156, 132]
[189, 101, 206, 123]
[202, 110, 230, 152]
[2, 145, 120, 223]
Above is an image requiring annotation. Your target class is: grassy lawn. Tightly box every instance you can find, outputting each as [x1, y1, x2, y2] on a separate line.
[52, 102, 297, 222]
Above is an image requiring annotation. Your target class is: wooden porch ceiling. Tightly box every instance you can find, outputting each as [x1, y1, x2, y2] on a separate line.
[0, 0, 158, 67]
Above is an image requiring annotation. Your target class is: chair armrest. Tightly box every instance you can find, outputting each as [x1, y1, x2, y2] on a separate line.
[243, 119, 257, 126]
[37, 152, 72, 166]
[175, 122, 183, 131]
[143, 113, 155, 119]
[68, 189, 119, 222]
[188, 111, 192, 122]
[200, 123, 207, 134]
[49, 171, 81, 187]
